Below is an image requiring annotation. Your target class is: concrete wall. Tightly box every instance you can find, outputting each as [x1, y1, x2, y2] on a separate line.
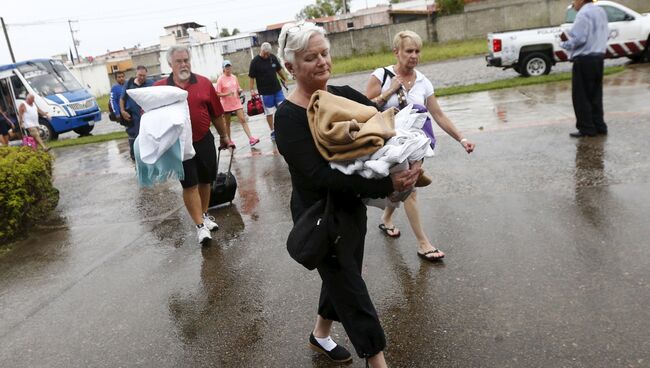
[69, 63, 111, 97]
[327, 19, 432, 58]
[223, 47, 259, 75]
[436, 0, 650, 42]
[131, 50, 162, 77]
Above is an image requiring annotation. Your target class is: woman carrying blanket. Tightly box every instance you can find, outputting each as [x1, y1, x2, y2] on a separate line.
[274, 21, 420, 367]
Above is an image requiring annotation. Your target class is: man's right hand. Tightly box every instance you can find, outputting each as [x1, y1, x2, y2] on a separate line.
[218, 135, 235, 150]
[560, 32, 568, 42]
[121, 110, 132, 121]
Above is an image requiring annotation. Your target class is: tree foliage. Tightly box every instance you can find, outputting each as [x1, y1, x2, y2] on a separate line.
[296, 0, 351, 20]
[437, 0, 464, 15]
[219, 28, 240, 37]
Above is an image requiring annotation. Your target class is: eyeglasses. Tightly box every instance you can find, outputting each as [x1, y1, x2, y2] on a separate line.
[286, 21, 314, 34]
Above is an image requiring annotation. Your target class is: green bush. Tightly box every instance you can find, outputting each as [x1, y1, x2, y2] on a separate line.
[438, 0, 464, 15]
[0, 146, 59, 244]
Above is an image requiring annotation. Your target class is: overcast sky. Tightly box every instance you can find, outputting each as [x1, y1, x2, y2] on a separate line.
[0, 0, 386, 64]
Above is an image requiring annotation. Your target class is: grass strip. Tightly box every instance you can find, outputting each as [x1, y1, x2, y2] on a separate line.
[49, 131, 128, 149]
[96, 94, 110, 113]
[332, 39, 487, 75]
[436, 66, 625, 97]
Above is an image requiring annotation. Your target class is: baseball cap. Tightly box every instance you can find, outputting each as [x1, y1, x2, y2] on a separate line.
[223, 60, 232, 67]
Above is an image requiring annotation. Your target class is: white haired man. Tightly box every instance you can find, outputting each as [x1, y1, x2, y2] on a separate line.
[248, 42, 288, 140]
[154, 45, 232, 245]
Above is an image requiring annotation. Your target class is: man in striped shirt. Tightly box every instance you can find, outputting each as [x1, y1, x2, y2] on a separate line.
[560, 0, 609, 138]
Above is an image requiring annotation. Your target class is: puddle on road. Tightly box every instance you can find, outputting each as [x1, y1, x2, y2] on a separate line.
[438, 66, 650, 134]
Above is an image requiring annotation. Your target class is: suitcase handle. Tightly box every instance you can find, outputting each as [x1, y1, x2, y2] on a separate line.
[216, 147, 234, 173]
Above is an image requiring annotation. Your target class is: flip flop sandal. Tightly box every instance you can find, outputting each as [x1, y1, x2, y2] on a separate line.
[417, 249, 445, 262]
[378, 223, 401, 238]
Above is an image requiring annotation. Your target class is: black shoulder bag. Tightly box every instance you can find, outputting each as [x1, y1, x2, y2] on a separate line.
[286, 191, 338, 270]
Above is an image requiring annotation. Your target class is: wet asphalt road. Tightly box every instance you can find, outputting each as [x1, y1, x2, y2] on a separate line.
[1, 65, 650, 367]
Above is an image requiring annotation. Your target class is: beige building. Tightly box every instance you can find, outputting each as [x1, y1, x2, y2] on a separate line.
[160, 22, 213, 48]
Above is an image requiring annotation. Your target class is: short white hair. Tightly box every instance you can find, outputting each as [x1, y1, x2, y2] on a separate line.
[277, 21, 327, 65]
[166, 45, 191, 65]
[261, 42, 273, 53]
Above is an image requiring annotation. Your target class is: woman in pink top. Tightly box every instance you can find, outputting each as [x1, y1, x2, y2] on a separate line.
[215, 60, 260, 146]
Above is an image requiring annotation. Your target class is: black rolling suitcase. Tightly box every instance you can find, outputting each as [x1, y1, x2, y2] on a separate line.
[209, 148, 237, 207]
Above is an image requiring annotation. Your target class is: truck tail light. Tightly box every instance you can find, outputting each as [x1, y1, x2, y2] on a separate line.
[492, 38, 502, 52]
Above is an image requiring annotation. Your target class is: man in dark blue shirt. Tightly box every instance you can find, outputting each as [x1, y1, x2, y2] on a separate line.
[120, 65, 153, 160]
[109, 71, 125, 123]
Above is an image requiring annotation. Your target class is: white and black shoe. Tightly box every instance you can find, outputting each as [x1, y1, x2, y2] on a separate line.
[202, 213, 219, 231]
[196, 225, 212, 245]
[308, 333, 352, 363]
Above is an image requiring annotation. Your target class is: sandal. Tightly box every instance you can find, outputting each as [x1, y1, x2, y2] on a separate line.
[417, 249, 445, 262]
[378, 223, 400, 238]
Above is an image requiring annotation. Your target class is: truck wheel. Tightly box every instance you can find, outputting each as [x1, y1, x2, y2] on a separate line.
[73, 125, 94, 136]
[39, 118, 58, 141]
[627, 54, 644, 63]
[520, 52, 552, 77]
[626, 35, 648, 63]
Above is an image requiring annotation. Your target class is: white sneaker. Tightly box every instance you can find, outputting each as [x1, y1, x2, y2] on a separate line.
[197, 225, 212, 245]
[203, 213, 219, 231]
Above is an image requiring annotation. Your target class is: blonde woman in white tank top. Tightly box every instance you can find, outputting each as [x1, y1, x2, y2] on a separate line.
[19, 94, 50, 151]
[366, 31, 476, 262]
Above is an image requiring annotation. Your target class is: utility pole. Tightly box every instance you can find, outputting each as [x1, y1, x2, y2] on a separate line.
[68, 19, 80, 63]
[1, 17, 16, 63]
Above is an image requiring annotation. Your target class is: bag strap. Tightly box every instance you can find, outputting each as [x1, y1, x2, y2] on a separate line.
[381, 67, 395, 88]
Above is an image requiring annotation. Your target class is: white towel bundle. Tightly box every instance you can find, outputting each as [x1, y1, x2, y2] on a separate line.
[330, 104, 434, 179]
[127, 86, 195, 164]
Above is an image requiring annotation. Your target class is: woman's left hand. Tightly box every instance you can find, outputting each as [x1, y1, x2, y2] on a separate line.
[461, 139, 475, 154]
[409, 160, 423, 171]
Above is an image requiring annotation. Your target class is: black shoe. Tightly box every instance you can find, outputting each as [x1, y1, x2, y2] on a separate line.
[308, 333, 353, 363]
[597, 130, 608, 136]
[569, 131, 597, 138]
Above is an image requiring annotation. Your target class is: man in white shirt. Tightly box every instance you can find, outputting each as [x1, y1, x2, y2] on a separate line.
[19, 94, 51, 151]
[560, 0, 609, 137]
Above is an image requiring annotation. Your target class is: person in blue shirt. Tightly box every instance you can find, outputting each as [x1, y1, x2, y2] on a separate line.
[120, 65, 153, 160]
[109, 71, 125, 124]
[560, 0, 609, 138]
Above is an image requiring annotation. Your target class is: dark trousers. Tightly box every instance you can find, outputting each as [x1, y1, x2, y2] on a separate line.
[125, 109, 142, 161]
[572, 54, 607, 135]
[316, 204, 386, 358]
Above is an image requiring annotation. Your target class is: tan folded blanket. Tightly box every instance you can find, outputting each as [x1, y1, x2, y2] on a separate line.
[307, 90, 396, 161]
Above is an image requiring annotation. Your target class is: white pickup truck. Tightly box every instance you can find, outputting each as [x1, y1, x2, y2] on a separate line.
[486, 1, 650, 76]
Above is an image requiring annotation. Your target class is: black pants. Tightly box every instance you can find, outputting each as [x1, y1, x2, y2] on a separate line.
[572, 54, 607, 135]
[316, 204, 386, 358]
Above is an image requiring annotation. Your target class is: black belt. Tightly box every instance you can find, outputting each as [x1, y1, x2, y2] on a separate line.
[573, 53, 605, 60]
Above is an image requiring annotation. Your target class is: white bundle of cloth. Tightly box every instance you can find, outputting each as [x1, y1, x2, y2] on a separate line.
[128, 86, 195, 163]
[330, 104, 434, 179]
[126, 86, 195, 187]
